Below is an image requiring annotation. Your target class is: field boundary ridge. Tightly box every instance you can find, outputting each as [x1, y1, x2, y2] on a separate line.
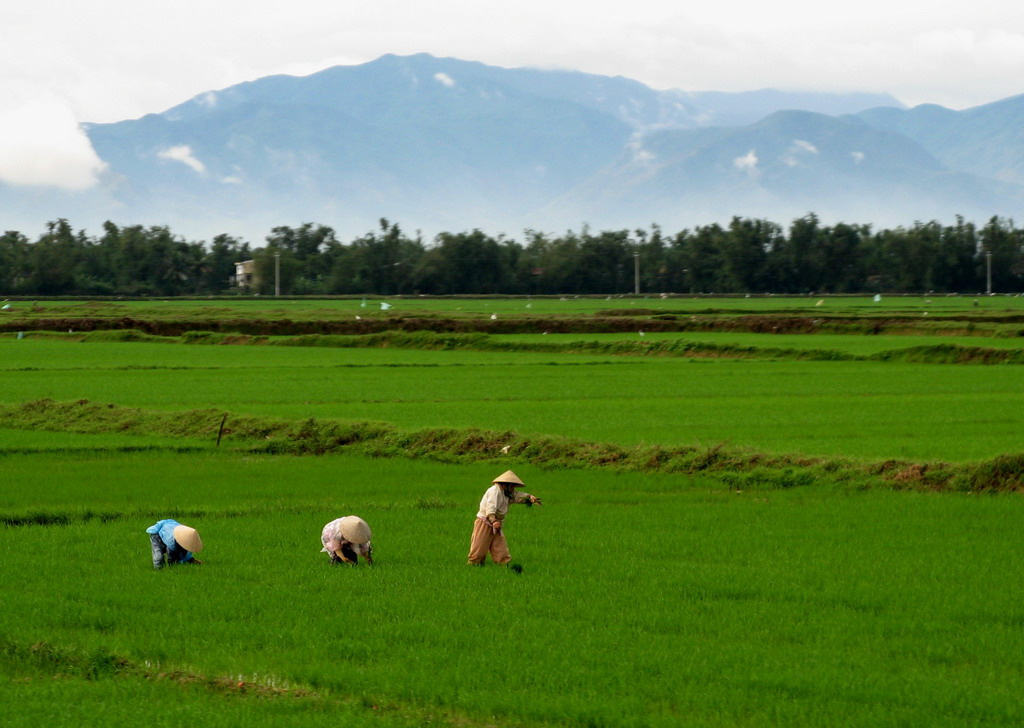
[9, 329, 1024, 366]
[2, 399, 1023, 493]
[5, 310, 1024, 338]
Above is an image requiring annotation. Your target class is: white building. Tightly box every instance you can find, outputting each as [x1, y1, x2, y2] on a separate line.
[233, 260, 256, 288]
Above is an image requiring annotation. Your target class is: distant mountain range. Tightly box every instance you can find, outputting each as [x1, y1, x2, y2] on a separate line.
[3, 53, 1023, 241]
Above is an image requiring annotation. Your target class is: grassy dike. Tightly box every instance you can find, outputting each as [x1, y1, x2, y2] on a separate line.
[13, 328, 1024, 365]
[2, 398, 1022, 494]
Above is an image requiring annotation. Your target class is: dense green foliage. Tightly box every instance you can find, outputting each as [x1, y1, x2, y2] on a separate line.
[4, 213, 1024, 296]
[0, 220, 252, 297]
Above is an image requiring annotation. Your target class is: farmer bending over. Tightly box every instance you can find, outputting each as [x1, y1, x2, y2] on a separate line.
[146, 519, 203, 570]
[467, 470, 541, 566]
[321, 516, 373, 565]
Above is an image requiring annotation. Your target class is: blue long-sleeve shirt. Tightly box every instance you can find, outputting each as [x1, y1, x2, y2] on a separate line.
[146, 519, 194, 564]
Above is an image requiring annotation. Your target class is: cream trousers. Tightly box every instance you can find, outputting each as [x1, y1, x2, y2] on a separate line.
[467, 517, 511, 565]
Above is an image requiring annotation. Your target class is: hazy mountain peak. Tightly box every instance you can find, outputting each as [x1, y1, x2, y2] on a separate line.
[7, 54, 1023, 241]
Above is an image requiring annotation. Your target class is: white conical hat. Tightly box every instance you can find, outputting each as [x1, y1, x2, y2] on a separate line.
[173, 525, 203, 553]
[492, 470, 525, 487]
[339, 516, 372, 545]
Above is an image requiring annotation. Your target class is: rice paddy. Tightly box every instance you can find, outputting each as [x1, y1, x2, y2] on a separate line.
[2, 297, 1024, 726]
[1, 336, 1022, 461]
[4, 453, 1024, 727]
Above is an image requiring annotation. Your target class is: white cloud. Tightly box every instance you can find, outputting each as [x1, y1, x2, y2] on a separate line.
[0, 95, 105, 190]
[782, 138, 819, 167]
[158, 145, 206, 174]
[851, 151, 865, 164]
[198, 91, 218, 108]
[434, 72, 456, 87]
[221, 175, 244, 184]
[733, 149, 759, 175]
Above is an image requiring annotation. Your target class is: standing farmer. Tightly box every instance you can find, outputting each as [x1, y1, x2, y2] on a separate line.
[321, 516, 373, 565]
[467, 470, 541, 566]
[146, 519, 203, 570]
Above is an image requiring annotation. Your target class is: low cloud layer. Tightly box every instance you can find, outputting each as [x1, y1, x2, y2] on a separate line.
[0, 95, 105, 190]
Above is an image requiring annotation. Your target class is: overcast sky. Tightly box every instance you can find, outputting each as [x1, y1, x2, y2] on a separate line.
[2, 0, 1022, 191]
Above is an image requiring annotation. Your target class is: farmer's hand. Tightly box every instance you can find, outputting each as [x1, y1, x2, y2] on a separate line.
[531, 496, 542, 505]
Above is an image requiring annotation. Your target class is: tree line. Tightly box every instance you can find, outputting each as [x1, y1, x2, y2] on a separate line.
[1, 215, 1022, 296]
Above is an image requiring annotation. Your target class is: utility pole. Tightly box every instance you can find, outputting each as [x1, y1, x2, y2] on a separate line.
[986, 251, 992, 295]
[274, 252, 281, 297]
[634, 251, 640, 295]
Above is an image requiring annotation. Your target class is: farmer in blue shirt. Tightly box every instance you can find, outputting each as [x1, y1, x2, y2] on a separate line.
[146, 519, 203, 570]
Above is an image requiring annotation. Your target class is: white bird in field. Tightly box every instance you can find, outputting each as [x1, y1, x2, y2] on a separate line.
[490, 313, 497, 320]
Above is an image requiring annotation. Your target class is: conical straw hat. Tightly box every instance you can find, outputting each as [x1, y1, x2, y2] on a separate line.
[173, 525, 203, 553]
[339, 516, 372, 545]
[492, 470, 525, 487]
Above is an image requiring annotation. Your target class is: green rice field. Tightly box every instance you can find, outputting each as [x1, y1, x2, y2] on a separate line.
[3, 298, 1024, 726]
[4, 451, 1024, 727]
[1, 335, 1022, 461]
[4, 292, 1024, 319]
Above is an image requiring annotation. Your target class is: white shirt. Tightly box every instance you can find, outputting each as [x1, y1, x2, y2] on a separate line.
[476, 484, 532, 521]
[320, 518, 372, 558]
